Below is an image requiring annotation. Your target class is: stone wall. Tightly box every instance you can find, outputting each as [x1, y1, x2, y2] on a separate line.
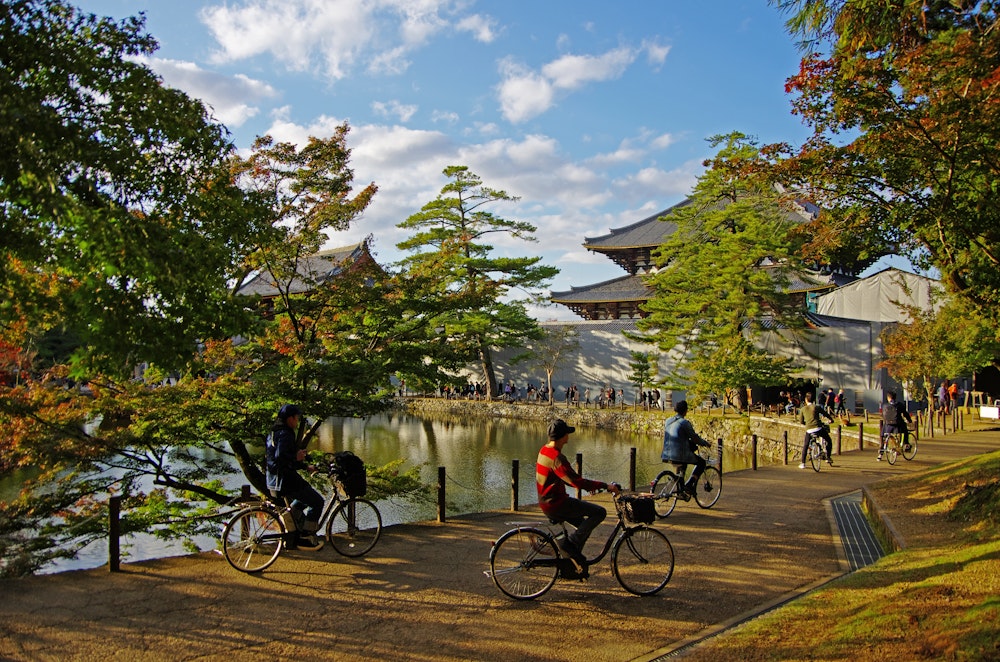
[397, 397, 882, 462]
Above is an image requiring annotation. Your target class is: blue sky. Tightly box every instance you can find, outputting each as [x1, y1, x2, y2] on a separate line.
[72, 0, 842, 319]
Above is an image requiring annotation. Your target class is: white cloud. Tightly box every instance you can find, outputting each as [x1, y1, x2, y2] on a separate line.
[142, 57, 277, 127]
[497, 46, 637, 123]
[432, 110, 460, 123]
[541, 47, 635, 90]
[372, 100, 418, 122]
[496, 59, 555, 123]
[651, 133, 677, 150]
[643, 39, 671, 68]
[200, 0, 499, 81]
[456, 14, 499, 43]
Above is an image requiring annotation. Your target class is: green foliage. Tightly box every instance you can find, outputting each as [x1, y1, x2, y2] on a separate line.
[880, 295, 1000, 404]
[510, 324, 580, 403]
[1, 0, 271, 377]
[771, 0, 1000, 327]
[395, 166, 558, 396]
[627, 351, 656, 393]
[636, 133, 808, 397]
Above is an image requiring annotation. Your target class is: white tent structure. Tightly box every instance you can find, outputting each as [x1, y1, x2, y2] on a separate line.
[815, 267, 941, 323]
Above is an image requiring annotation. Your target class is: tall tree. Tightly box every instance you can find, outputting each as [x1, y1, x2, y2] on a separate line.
[635, 133, 809, 405]
[396, 166, 558, 399]
[880, 295, 1000, 406]
[770, 0, 1000, 331]
[1, 0, 269, 376]
[510, 324, 580, 405]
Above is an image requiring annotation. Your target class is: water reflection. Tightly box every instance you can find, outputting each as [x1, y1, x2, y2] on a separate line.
[14, 411, 752, 574]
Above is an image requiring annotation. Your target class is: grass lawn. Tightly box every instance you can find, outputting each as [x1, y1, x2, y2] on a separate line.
[681, 450, 1000, 661]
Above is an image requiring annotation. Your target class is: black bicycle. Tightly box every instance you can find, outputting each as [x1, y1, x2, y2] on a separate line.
[649, 447, 722, 518]
[488, 490, 674, 599]
[221, 454, 382, 573]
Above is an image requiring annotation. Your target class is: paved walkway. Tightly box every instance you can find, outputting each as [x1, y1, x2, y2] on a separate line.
[1, 425, 997, 662]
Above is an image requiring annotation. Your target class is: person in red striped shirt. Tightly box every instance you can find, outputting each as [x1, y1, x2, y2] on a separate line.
[536, 419, 620, 568]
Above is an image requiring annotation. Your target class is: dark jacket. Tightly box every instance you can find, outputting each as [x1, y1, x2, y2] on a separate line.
[265, 422, 304, 495]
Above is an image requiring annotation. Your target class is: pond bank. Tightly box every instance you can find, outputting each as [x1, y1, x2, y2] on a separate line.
[397, 396, 883, 462]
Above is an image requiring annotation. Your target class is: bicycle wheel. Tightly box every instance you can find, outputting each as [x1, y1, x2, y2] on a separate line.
[809, 440, 823, 472]
[611, 526, 675, 596]
[902, 437, 917, 461]
[490, 527, 559, 600]
[886, 436, 899, 465]
[693, 465, 722, 509]
[222, 506, 285, 573]
[326, 498, 382, 557]
[650, 470, 680, 518]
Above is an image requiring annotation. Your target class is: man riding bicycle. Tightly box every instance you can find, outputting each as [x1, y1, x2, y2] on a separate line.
[879, 391, 913, 461]
[660, 400, 711, 498]
[536, 419, 620, 569]
[799, 391, 834, 469]
[265, 404, 324, 550]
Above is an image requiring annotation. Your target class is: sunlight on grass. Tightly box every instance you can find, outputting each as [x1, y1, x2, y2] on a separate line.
[689, 451, 1000, 661]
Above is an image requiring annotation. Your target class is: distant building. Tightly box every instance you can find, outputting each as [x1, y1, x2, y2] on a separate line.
[237, 238, 379, 317]
[550, 198, 855, 320]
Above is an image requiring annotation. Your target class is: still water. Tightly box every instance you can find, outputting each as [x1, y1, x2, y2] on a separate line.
[19, 412, 753, 574]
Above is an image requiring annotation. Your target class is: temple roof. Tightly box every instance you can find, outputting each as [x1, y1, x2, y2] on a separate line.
[237, 240, 374, 298]
[583, 199, 688, 250]
[550, 274, 650, 304]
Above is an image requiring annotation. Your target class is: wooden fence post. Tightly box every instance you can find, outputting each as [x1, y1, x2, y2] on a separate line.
[629, 447, 636, 492]
[511, 459, 519, 512]
[716, 439, 723, 474]
[858, 423, 865, 451]
[836, 425, 842, 455]
[437, 466, 446, 523]
[782, 430, 788, 466]
[575, 453, 583, 499]
[109, 495, 121, 573]
[751, 434, 758, 471]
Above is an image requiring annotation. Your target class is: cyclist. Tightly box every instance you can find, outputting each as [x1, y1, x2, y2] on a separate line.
[536, 419, 620, 568]
[265, 404, 324, 551]
[879, 391, 913, 461]
[660, 400, 711, 498]
[799, 391, 835, 468]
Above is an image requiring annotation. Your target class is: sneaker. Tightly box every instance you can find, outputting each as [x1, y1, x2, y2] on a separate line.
[676, 488, 692, 500]
[903, 443, 912, 452]
[827, 459, 834, 466]
[296, 534, 324, 551]
[876, 454, 883, 462]
[798, 463, 807, 469]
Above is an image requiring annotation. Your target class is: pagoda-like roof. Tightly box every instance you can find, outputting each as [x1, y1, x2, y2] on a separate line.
[237, 240, 375, 298]
[583, 199, 689, 251]
[549, 274, 650, 320]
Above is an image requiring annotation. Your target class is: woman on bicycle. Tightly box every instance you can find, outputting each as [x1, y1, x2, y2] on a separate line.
[879, 391, 912, 461]
[799, 391, 834, 469]
[265, 404, 325, 551]
[661, 400, 711, 497]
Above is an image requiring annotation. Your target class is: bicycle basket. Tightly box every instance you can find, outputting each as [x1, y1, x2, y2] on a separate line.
[331, 451, 367, 497]
[618, 493, 656, 525]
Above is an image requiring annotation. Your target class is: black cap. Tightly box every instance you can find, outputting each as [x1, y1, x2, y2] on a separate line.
[548, 419, 575, 439]
[674, 400, 688, 415]
[278, 404, 302, 420]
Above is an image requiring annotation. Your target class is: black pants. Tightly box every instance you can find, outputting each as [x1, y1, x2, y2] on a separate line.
[545, 497, 607, 551]
[280, 472, 324, 531]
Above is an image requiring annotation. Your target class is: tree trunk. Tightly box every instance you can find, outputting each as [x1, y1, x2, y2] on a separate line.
[479, 339, 499, 400]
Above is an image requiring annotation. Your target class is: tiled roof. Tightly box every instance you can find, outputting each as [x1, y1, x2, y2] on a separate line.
[583, 200, 687, 250]
[237, 242, 371, 298]
[550, 274, 650, 303]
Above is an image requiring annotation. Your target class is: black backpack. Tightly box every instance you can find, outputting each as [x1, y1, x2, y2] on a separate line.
[882, 401, 898, 424]
[333, 451, 367, 497]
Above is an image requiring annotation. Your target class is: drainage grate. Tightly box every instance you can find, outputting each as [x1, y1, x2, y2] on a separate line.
[831, 491, 884, 570]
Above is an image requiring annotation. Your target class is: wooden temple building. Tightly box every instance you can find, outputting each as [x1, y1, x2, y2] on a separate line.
[550, 198, 856, 320]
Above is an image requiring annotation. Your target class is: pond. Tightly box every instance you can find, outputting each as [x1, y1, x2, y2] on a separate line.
[12, 412, 754, 574]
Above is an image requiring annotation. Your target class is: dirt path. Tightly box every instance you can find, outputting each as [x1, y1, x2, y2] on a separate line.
[1, 429, 996, 662]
